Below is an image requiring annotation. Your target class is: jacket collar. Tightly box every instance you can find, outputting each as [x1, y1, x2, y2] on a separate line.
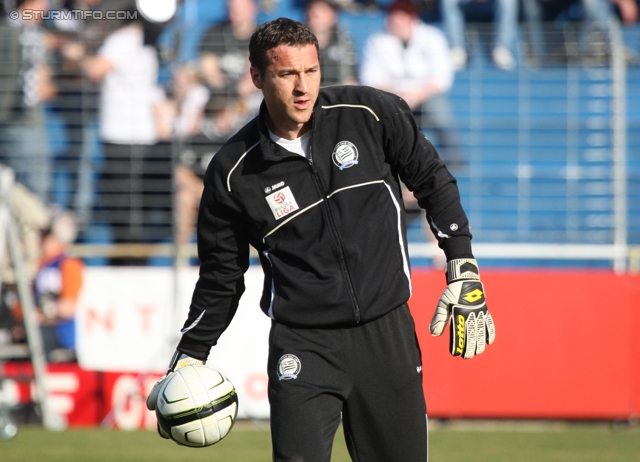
[257, 99, 318, 162]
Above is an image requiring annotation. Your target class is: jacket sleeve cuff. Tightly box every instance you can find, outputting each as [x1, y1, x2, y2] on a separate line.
[176, 343, 211, 363]
[440, 235, 474, 261]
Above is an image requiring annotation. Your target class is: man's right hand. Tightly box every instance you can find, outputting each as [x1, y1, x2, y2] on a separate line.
[146, 351, 205, 412]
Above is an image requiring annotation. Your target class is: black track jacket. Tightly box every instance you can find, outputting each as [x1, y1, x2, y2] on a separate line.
[177, 85, 473, 360]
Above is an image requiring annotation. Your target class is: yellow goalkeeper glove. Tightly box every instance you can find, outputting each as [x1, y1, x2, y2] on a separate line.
[429, 258, 496, 359]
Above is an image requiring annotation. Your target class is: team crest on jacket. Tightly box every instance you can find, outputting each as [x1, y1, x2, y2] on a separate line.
[332, 141, 359, 170]
[265, 186, 299, 220]
[277, 354, 301, 380]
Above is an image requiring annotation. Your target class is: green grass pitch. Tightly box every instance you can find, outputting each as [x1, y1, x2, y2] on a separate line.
[1, 420, 640, 461]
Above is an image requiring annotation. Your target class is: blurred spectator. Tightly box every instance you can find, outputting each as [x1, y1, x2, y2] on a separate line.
[522, 0, 619, 64]
[155, 65, 211, 143]
[0, 165, 51, 289]
[83, 13, 168, 250]
[198, 0, 259, 103]
[6, 209, 83, 363]
[442, 0, 519, 71]
[156, 60, 255, 249]
[46, 0, 105, 226]
[33, 209, 83, 362]
[611, 0, 639, 25]
[166, 0, 264, 250]
[0, 0, 56, 203]
[154, 64, 209, 249]
[0, 164, 50, 351]
[74, 0, 139, 48]
[359, 0, 465, 168]
[173, 160, 204, 250]
[401, 181, 445, 268]
[173, 93, 245, 247]
[305, 0, 357, 86]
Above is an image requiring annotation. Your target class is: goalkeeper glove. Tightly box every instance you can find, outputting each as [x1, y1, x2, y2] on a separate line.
[146, 350, 205, 412]
[429, 258, 496, 359]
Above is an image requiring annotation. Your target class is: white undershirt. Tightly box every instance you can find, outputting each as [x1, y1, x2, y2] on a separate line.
[269, 130, 311, 158]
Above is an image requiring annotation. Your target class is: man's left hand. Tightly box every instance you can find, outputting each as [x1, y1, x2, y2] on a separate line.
[429, 258, 496, 359]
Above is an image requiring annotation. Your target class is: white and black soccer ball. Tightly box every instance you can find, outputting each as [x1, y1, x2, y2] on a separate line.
[155, 365, 238, 448]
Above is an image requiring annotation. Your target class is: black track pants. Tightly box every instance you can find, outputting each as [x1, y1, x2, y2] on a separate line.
[268, 304, 428, 462]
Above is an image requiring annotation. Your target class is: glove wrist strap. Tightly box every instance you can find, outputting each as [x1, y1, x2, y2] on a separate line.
[446, 258, 480, 283]
[168, 350, 205, 372]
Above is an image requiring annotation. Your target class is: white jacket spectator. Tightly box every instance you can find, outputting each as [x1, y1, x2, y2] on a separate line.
[96, 23, 163, 145]
[360, 21, 454, 99]
[359, 0, 464, 170]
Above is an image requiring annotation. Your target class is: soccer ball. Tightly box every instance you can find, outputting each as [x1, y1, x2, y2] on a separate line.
[155, 365, 238, 448]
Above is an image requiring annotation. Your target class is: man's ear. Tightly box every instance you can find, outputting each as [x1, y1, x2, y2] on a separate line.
[250, 66, 263, 90]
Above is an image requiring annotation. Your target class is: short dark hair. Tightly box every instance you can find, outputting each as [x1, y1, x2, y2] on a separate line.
[306, 0, 339, 11]
[387, 0, 419, 16]
[249, 18, 319, 76]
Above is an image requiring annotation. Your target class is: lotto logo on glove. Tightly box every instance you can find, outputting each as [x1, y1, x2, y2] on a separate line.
[429, 259, 496, 359]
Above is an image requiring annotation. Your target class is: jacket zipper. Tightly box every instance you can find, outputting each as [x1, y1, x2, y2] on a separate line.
[307, 143, 362, 323]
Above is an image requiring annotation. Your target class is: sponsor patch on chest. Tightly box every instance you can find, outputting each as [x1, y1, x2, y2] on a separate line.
[265, 186, 300, 220]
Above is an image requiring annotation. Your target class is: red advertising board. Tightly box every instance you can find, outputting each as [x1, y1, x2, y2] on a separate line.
[0, 362, 102, 426]
[98, 371, 162, 430]
[409, 269, 640, 420]
[1, 270, 638, 427]
[0, 363, 162, 428]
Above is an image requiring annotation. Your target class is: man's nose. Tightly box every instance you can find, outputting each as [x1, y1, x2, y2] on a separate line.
[294, 74, 309, 93]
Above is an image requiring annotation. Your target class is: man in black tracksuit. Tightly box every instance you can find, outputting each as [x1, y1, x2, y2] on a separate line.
[148, 18, 495, 461]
